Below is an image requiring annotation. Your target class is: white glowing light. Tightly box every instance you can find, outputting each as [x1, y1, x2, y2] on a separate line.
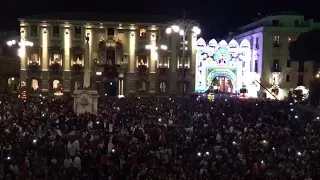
[192, 26, 201, 35]
[197, 152, 201, 156]
[179, 30, 184, 36]
[96, 72, 102, 75]
[158, 118, 161, 122]
[297, 152, 301, 156]
[205, 151, 209, 155]
[295, 115, 298, 119]
[166, 28, 172, 34]
[291, 109, 293, 111]
[171, 25, 180, 33]
[160, 45, 168, 50]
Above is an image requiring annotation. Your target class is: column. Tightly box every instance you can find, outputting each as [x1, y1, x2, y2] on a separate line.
[169, 35, 177, 95]
[84, 26, 93, 88]
[41, 26, 49, 92]
[41, 27, 48, 70]
[19, 25, 27, 84]
[129, 30, 136, 73]
[149, 32, 157, 73]
[149, 31, 157, 94]
[127, 28, 136, 95]
[190, 32, 197, 93]
[118, 73, 124, 97]
[63, 26, 71, 92]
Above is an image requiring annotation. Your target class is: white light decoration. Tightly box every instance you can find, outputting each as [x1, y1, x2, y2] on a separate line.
[195, 38, 257, 97]
[179, 30, 185, 36]
[192, 26, 201, 35]
[166, 28, 172, 34]
[171, 25, 180, 33]
[160, 45, 168, 50]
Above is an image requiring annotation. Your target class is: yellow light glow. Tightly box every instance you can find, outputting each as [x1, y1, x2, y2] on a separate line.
[64, 28, 71, 71]
[129, 31, 136, 73]
[42, 28, 48, 70]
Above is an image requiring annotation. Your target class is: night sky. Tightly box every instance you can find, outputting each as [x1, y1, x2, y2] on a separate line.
[0, 0, 318, 39]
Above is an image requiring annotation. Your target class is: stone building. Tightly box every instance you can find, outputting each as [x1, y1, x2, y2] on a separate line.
[19, 13, 199, 97]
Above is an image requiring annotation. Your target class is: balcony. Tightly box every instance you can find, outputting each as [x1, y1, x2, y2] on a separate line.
[71, 64, 84, 76]
[137, 65, 149, 77]
[27, 63, 41, 76]
[104, 64, 119, 79]
[177, 68, 191, 80]
[157, 67, 169, 78]
[49, 63, 63, 75]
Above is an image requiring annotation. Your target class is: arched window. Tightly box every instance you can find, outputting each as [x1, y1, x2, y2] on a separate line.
[138, 81, 146, 92]
[159, 82, 166, 93]
[53, 80, 60, 89]
[31, 79, 39, 90]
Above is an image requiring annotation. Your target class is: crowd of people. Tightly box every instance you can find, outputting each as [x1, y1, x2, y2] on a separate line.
[0, 94, 318, 180]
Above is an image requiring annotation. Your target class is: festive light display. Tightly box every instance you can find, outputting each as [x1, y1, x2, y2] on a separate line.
[195, 38, 259, 96]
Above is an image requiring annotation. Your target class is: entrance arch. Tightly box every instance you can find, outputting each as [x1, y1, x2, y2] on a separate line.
[206, 68, 237, 93]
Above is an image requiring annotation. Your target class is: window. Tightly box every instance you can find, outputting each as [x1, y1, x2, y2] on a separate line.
[294, 20, 299, 27]
[254, 60, 258, 72]
[273, 59, 280, 72]
[138, 81, 146, 92]
[30, 25, 38, 37]
[137, 56, 148, 66]
[139, 29, 147, 39]
[107, 28, 115, 36]
[31, 79, 39, 90]
[288, 36, 292, 43]
[52, 26, 60, 37]
[255, 37, 259, 49]
[51, 54, 62, 65]
[159, 56, 170, 68]
[273, 36, 280, 47]
[298, 61, 304, 72]
[298, 75, 304, 86]
[73, 54, 84, 66]
[286, 75, 290, 82]
[272, 20, 279, 26]
[159, 82, 166, 93]
[74, 26, 82, 38]
[52, 80, 61, 89]
[29, 53, 40, 64]
[287, 60, 291, 67]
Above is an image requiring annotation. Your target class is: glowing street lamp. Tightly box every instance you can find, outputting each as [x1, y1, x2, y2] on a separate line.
[145, 44, 168, 60]
[7, 39, 34, 58]
[166, 15, 201, 97]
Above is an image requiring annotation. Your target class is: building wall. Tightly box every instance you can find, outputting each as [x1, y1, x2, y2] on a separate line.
[19, 19, 198, 97]
[232, 13, 318, 99]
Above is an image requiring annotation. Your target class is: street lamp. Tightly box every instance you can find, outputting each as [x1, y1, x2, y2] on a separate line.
[166, 19, 201, 97]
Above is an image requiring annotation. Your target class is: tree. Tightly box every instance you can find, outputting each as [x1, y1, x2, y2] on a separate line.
[289, 29, 320, 106]
[289, 28, 320, 71]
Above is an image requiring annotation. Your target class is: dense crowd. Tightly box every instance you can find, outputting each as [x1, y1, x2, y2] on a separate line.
[0, 94, 318, 180]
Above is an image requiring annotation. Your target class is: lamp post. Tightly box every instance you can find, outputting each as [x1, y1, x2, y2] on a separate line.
[166, 17, 201, 98]
[7, 39, 33, 117]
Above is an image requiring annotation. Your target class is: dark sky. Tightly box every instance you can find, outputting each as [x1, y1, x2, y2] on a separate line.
[0, 0, 318, 39]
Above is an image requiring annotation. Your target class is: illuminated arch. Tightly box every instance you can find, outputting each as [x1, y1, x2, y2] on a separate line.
[218, 40, 228, 48]
[208, 39, 218, 48]
[240, 39, 251, 49]
[206, 68, 237, 90]
[228, 39, 239, 48]
[196, 38, 206, 48]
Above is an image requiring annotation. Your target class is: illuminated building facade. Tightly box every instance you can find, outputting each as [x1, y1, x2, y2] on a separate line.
[18, 13, 198, 97]
[230, 12, 320, 99]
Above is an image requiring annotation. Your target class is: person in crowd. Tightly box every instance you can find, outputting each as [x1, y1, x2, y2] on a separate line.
[0, 93, 318, 180]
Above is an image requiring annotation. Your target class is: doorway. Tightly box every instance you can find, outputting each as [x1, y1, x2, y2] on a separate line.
[104, 79, 117, 97]
[212, 76, 233, 93]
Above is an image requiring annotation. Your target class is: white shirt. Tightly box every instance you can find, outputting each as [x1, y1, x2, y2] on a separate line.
[64, 158, 73, 169]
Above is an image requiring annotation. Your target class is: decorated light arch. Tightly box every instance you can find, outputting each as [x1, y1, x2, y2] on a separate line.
[195, 38, 260, 96]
